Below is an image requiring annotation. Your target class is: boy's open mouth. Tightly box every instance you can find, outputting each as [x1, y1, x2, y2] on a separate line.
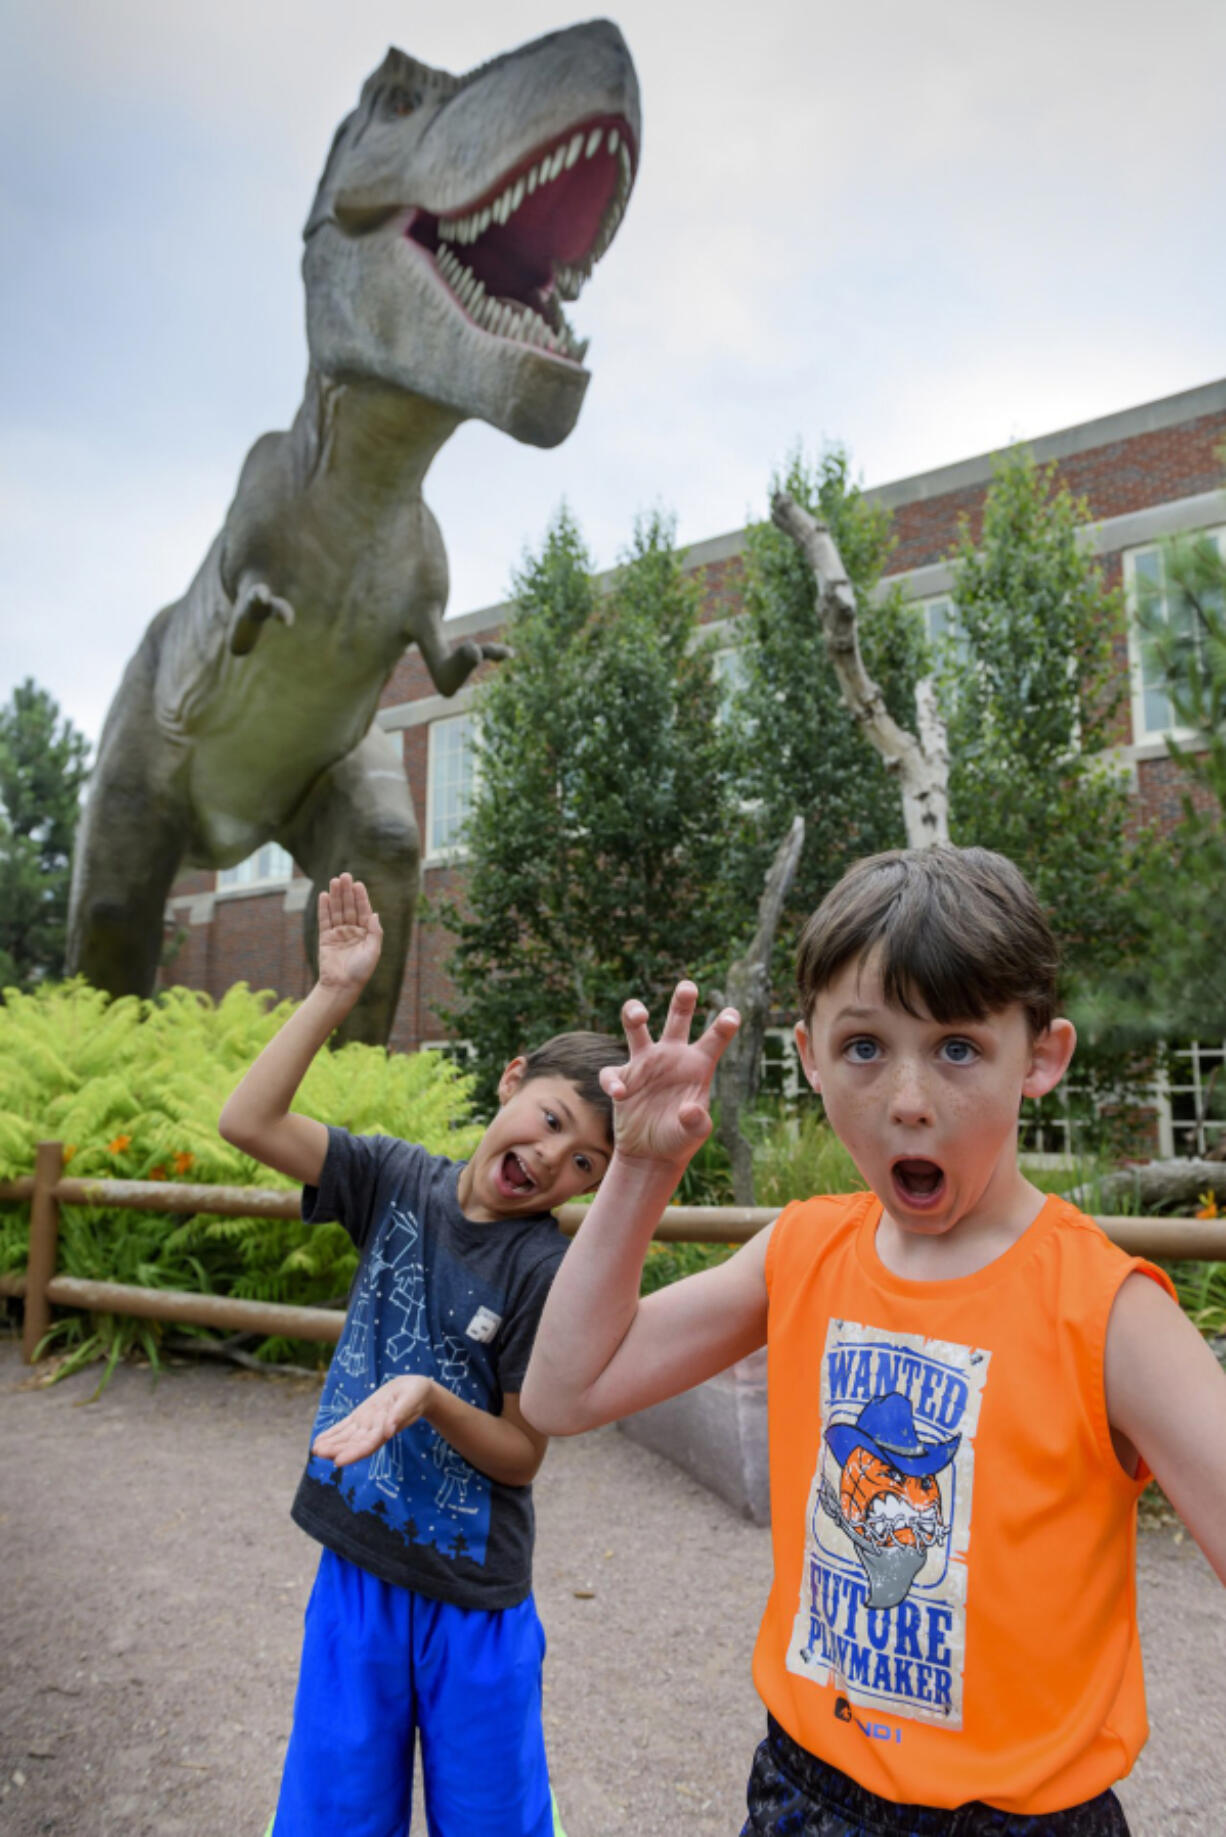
[891, 1158, 946, 1209]
[499, 1151, 536, 1197]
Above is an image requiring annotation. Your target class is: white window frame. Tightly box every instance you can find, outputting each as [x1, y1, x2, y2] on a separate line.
[425, 712, 478, 863]
[759, 1027, 805, 1103]
[1155, 1039, 1226, 1159]
[421, 1037, 477, 1071]
[710, 637, 750, 719]
[216, 840, 295, 894]
[1124, 526, 1225, 744]
[914, 592, 957, 649]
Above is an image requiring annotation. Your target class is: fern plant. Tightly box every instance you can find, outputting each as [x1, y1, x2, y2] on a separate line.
[0, 979, 481, 1377]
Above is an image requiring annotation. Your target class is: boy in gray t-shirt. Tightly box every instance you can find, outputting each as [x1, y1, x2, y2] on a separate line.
[220, 872, 625, 1837]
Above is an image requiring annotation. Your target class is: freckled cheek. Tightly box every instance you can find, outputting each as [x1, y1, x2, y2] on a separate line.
[821, 1088, 878, 1153]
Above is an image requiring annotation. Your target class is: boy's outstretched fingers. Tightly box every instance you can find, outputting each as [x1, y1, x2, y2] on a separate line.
[703, 1002, 742, 1061]
[660, 979, 700, 1040]
[620, 995, 653, 1052]
[599, 982, 741, 1162]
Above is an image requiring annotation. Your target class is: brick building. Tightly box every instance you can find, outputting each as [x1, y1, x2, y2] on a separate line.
[162, 376, 1226, 1145]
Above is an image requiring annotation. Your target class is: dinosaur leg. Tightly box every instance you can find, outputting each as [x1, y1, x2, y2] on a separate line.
[282, 725, 419, 1046]
[66, 683, 186, 997]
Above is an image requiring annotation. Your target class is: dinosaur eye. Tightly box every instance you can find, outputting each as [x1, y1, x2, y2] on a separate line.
[386, 86, 417, 117]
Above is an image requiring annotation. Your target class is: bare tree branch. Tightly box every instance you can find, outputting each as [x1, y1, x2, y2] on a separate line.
[713, 816, 805, 1203]
[770, 490, 949, 849]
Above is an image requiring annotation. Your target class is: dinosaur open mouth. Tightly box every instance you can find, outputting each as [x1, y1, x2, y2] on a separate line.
[406, 115, 635, 365]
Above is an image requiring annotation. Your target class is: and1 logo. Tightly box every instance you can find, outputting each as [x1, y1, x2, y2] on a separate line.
[834, 1695, 900, 1743]
[786, 1319, 990, 1731]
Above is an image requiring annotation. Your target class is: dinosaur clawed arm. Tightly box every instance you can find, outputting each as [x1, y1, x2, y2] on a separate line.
[418, 632, 512, 697]
[229, 579, 297, 656]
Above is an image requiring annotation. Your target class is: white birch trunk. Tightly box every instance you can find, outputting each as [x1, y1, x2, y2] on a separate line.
[771, 490, 950, 849]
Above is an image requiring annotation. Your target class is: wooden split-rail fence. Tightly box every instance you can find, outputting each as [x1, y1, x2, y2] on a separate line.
[1, 1141, 1224, 1366]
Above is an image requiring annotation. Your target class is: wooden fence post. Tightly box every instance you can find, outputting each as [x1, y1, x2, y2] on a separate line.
[22, 1140, 63, 1362]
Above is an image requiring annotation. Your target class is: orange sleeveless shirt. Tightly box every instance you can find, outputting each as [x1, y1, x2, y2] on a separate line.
[753, 1191, 1174, 1814]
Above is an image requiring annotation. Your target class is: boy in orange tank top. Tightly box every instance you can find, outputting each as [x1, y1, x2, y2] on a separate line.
[523, 846, 1226, 1835]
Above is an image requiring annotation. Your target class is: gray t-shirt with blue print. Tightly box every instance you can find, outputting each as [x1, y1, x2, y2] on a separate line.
[290, 1126, 567, 1609]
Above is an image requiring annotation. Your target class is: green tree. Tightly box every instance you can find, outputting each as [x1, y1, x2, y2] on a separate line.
[931, 451, 1150, 1150]
[1087, 529, 1226, 1061]
[0, 679, 91, 988]
[724, 448, 929, 973]
[941, 448, 1141, 997]
[442, 507, 738, 1108]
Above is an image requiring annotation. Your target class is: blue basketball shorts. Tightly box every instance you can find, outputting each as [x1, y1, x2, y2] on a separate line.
[270, 1548, 555, 1837]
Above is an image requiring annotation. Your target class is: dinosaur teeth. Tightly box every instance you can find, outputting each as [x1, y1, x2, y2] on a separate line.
[429, 120, 631, 356]
[444, 261, 588, 364]
[436, 124, 634, 265]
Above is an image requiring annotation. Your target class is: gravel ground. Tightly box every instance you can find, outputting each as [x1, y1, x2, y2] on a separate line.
[1, 1334, 1222, 1836]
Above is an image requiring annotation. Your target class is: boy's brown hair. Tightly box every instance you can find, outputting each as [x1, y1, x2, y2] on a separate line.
[518, 1031, 626, 1144]
[796, 847, 1060, 1036]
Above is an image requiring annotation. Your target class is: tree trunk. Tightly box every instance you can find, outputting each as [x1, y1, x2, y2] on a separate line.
[1062, 1159, 1226, 1213]
[770, 490, 949, 849]
[713, 816, 805, 1204]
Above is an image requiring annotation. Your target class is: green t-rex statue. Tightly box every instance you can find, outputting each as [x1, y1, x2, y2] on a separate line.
[67, 20, 640, 1043]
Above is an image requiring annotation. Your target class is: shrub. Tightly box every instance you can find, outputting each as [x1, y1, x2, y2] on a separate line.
[0, 980, 480, 1375]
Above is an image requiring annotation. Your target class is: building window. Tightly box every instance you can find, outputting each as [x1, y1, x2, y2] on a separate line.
[759, 1028, 804, 1103]
[918, 594, 956, 645]
[711, 640, 750, 717]
[914, 593, 971, 670]
[217, 841, 295, 891]
[1017, 1090, 1073, 1157]
[422, 1038, 477, 1073]
[427, 713, 477, 858]
[1125, 529, 1225, 739]
[1160, 1039, 1226, 1158]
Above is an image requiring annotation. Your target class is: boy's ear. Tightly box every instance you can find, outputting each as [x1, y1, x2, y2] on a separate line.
[795, 1020, 821, 1095]
[1022, 1018, 1077, 1101]
[497, 1057, 528, 1105]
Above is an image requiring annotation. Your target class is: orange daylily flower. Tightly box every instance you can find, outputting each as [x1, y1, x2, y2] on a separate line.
[148, 1164, 167, 1181]
[108, 1133, 132, 1155]
[172, 1151, 195, 1176]
[1196, 1192, 1219, 1220]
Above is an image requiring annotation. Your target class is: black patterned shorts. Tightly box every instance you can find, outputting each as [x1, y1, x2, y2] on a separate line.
[741, 1716, 1130, 1837]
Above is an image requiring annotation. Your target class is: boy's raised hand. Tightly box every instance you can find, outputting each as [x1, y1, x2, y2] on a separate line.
[604, 980, 739, 1168]
[317, 873, 383, 992]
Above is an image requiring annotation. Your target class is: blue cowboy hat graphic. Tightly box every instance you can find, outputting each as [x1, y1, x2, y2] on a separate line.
[826, 1391, 960, 1477]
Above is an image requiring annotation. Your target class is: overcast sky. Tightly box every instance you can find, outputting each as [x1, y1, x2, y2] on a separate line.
[3, 0, 1224, 747]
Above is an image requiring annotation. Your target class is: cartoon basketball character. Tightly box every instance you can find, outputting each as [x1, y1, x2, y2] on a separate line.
[819, 1392, 959, 1609]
